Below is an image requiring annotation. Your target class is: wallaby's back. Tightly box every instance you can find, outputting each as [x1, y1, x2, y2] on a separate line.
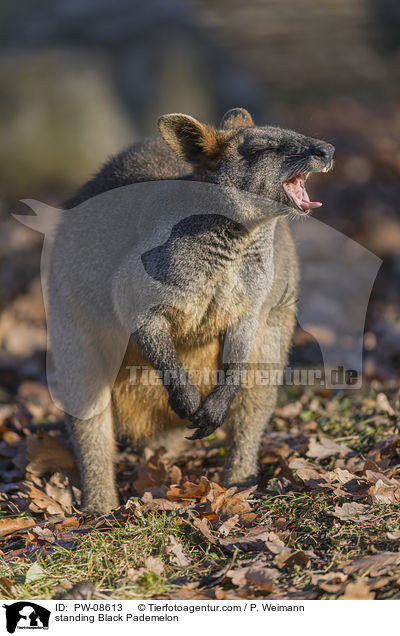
[64, 138, 190, 209]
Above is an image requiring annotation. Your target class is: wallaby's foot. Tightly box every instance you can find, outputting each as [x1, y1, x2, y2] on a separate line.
[81, 488, 119, 516]
[220, 468, 258, 491]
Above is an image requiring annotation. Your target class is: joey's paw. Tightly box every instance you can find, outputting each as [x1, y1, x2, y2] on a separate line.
[168, 383, 201, 420]
[186, 394, 229, 440]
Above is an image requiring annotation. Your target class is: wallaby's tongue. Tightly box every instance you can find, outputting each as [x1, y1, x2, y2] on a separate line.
[283, 175, 322, 211]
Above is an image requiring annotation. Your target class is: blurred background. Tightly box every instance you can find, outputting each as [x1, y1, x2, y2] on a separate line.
[0, 0, 399, 409]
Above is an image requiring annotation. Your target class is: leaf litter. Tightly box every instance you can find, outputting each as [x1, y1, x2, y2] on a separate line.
[0, 385, 400, 599]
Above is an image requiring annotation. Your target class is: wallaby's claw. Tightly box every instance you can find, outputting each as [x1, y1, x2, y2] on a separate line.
[185, 407, 220, 440]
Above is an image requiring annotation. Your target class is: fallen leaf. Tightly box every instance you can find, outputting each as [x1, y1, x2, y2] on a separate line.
[307, 435, 353, 460]
[24, 482, 64, 517]
[245, 566, 278, 592]
[331, 502, 373, 522]
[144, 556, 164, 576]
[340, 579, 375, 600]
[274, 548, 310, 570]
[31, 526, 55, 543]
[164, 535, 190, 567]
[218, 514, 240, 536]
[26, 433, 78, 482]
[343, 552, 400, 576]
[133, 449, 182, 496]
[376, 392, 395, 416]
[210, 486, 256, 523]
[219, 527, 270, 551]
[191, 516, 217, 545]
[166, 476, 211, 504]
[387, 530, 400, 540]
[57, 581, 94, 600]
[0, 516, 36, 537]
[368, 479, 400, 504]
[25, 562, 46, 583]
[312, 571, 348, 594]
[275, 401, 303, 419]
[0, 576, 17, 598]
[44, 472, 75, 513]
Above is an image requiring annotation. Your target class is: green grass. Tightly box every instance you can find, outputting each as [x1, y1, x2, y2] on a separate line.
[0, 510, 228, 599]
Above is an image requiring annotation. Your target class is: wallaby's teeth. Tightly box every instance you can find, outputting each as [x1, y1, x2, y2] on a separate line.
[283, 174, 322, 212]
[307, 201, 323, 208]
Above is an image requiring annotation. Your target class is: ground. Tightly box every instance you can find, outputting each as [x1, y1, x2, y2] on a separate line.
[0, 383, 399, 601]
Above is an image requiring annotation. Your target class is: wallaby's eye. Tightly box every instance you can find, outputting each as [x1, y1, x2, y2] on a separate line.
[238, 144, 271, 161]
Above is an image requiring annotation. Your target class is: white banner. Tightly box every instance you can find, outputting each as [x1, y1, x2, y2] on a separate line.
[1, 599, 395, 636]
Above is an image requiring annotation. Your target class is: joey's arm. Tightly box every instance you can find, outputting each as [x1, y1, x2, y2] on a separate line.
[187, 309, 262, 439]
[132, 312, 201, 419]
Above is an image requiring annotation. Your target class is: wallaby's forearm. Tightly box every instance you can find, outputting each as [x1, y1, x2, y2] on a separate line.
[132, 312, 201, 419]
[187, 309, 262, 439]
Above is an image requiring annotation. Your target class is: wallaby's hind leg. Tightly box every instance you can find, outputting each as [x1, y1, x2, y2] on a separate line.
[221, 385, 277, 488]
[66, 404, 118, 514]
[222, 302, 295, 488]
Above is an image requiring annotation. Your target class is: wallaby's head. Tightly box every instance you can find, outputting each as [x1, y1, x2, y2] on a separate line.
[158, 108, 334, 213]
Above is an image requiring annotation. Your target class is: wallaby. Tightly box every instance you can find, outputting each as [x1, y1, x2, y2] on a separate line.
[61, 108, 334, 514]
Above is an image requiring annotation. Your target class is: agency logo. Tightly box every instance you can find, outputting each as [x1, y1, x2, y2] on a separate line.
[3, 602, 50, 633]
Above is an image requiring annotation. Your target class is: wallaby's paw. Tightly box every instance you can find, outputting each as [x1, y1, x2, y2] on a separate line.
[186, 393, 228, 440]
[168, 383, 201, 420]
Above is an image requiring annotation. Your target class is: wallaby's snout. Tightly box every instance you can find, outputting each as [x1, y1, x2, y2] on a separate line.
[312, 142, 335, 172]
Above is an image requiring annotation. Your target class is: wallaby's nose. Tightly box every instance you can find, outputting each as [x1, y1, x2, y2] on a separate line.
[313, 143, 335, 164]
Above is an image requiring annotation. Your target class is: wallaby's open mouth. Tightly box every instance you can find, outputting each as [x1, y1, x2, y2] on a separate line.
[282, 174, 322, 212]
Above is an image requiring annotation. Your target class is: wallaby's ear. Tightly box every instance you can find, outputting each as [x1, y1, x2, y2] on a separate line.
[220, 108, 254, 130]
[158, 113, 232, 171]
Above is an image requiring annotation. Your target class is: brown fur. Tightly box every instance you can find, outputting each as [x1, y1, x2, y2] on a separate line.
[158, 114, 233, 173]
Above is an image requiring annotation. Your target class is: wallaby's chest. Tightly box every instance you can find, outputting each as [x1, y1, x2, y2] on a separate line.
[140, 214, 276, 342]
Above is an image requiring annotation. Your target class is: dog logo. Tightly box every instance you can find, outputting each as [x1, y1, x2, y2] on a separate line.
[3, 602, 50, 633]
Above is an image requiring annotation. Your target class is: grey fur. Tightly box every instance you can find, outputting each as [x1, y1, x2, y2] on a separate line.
[62, 108, 334, 513]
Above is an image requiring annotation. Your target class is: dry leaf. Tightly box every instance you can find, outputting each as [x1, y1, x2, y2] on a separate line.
[191, 516, 217, 545]
[245, 566, 278, 591]
[276, 401, 303, 419]
[26, 433, 78, 482]
[31, 526, 56, 543]
[331, 502, 373, 522]
[312, 571, 348, 594]
[307, 436, 353, 460]
[219, 527, 270, 551]
[340, 579, 375, 600]
[376, 392, 395, 416]
[369, 479, 400, 504]
[164, 535, 190, 567]
[343, 552, 400, 576]
[0, 576, 17, 598]
[24, 482, 64, 517]
[218, 514, 240, 536]
[166, 476, 211, 503]
[144, 556, 164, 576]
[210, 486, 256, 523]
[0, 516, 36, 538]
[133, 449, 181, 496]
[274, 548, 310, 570]
[44, 472, 75, 513]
